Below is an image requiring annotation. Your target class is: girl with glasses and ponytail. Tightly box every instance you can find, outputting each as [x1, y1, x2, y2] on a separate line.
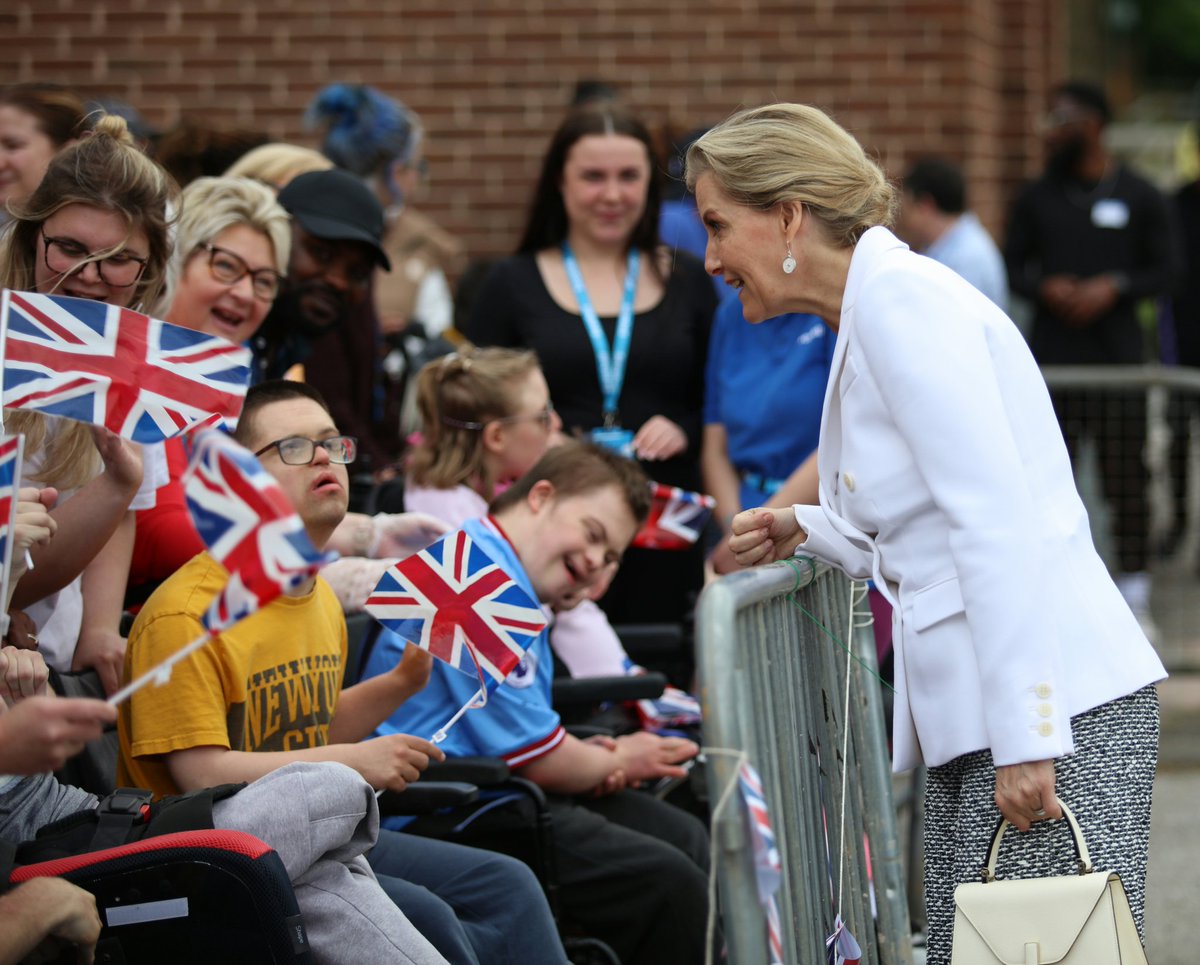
[0, 114, 175, 694]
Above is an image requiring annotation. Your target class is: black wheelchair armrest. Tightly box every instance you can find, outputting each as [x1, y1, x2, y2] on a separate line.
[552, 671, 668, 708]
[377, 781, 479, 816]
[612, 623, 685, 655]
[423, 756, 512, 786]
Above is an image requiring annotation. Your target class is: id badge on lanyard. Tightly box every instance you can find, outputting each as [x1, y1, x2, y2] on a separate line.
[562, 242, 640, 454]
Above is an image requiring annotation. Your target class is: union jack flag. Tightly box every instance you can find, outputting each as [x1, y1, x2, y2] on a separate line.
[826, 914, 862, 965]
[0, 290, 251, 443]
[739, 759, 785, 965]
[184, 429, 335, 634]
[365, 529, 548, 688]
[0, 434, 24, 618]
[632, 482, 715, 550]
[620, 656, 702, 731]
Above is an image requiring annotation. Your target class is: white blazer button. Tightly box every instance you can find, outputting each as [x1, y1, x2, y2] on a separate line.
[1038, 703, 1053, 718]
[843, 471, 856, 492]
[1037, 722, 1054, 737]
[1035, 683, 1052, 698]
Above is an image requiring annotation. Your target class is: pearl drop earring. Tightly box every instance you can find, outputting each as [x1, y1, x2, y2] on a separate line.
[782, 246, 797, 275]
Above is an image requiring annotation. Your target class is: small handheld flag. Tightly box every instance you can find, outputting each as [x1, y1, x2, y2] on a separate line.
[107, 429, 334, 706]
[1, 290, 251, 442]
[632, 482, 715, 550]
[366, 528, 547, 686]
[184, 429, 335, 634]
[621, 657, 702, 731]
[365, 528, 547, 741]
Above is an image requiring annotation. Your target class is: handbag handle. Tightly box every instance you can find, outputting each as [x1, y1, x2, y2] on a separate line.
[980, 799, 1093, 883]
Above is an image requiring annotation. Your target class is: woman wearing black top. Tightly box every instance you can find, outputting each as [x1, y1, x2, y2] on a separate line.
[462, 105, 716, 630]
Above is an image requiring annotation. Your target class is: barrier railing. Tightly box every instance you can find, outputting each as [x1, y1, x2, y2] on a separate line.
[697, 560, 912, 965]
[1040, 363, 1200, 672]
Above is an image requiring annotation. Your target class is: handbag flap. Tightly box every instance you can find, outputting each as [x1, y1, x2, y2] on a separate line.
[954, 872, 1115, 963]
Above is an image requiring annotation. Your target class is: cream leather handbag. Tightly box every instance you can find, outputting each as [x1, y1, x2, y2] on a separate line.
[950, 801, 1148, 965]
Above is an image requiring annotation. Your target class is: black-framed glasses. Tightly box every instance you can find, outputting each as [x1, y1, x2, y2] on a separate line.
[442, 402, 556, 431]
[41, 231, 149, 288]
[201, 244, 285, 301]
[254, 435, 358, 466]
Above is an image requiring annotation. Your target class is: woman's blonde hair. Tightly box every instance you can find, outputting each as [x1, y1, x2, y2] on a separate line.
[223, 142, 333, 188]
[408, 346, 541, 498]
[158, 176, 291, 313]
[0, 114, 177, 490]
[0, 114, 177, 312]
[685, 103, 897, 248]
[4, 413, 99, 492]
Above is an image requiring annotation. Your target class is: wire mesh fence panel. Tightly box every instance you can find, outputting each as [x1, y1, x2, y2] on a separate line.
[1042, 364, 1200, 672]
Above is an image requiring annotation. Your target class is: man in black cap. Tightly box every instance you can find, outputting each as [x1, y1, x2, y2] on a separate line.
[253, 167, 391, 382]
[255, 167, 407, 474]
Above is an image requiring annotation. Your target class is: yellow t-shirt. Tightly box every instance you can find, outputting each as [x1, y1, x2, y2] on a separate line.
[117, 552, 348, 797]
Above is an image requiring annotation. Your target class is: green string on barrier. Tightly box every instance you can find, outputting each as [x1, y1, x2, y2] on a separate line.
[781, 557, 897, 694]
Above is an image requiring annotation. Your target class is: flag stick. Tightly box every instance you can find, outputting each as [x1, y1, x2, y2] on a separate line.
[430, 687, 487, 744]
[107, 631, 211, 706]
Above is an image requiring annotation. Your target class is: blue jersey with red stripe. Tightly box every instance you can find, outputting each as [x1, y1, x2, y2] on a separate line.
[365, 516, 564, 769]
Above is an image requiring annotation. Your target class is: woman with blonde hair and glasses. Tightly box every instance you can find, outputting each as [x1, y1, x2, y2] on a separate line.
[0, 114, 175, 693]
[692, 103, 1165, 963]
[127, 175, 289, 603]
[128, 174, 446, 610]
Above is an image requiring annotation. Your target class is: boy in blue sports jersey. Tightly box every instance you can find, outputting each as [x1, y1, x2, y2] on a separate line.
[367, 441, 711, 965]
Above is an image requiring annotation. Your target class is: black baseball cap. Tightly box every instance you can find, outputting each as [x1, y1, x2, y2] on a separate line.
[277, 169, 392, 270]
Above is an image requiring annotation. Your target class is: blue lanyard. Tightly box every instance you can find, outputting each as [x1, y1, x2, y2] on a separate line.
[561, 243, 640, 427]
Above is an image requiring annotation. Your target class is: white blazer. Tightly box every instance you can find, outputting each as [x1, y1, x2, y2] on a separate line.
[794, 227, 1165, 772]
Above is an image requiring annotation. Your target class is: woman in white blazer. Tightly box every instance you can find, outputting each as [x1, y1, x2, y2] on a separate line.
[686, 104, 1165, 963]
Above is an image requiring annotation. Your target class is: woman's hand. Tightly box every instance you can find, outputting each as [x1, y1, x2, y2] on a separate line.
[729, 507, 806, 566]
[994, 758, 1061, 831]
[633, 416, 687, 461]
[9, 487, 58, 586]
[372, 513, 451, 559]
[0, 645, 52, 705]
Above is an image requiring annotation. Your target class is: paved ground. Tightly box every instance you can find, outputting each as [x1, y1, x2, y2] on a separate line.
[1144, 674, 1200, 965]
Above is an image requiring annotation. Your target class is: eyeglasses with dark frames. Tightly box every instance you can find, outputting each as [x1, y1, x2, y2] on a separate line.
[442, 402, 556, 431]
[41, 231, 149, 288]
[253, 435, 358, 466]
[201, 244, 285, 301]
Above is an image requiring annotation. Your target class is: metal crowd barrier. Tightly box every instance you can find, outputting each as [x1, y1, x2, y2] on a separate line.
[697, 561, 912, 965]
[1040, 363, 1200, 672]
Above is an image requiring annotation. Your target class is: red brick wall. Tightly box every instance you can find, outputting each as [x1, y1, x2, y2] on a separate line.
[2, 0, 1064, 258]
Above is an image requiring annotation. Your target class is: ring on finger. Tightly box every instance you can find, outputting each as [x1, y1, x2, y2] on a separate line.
[1032, 808, 1047, 818]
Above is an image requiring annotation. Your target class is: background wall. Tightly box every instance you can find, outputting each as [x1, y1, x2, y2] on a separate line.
[1, 0, 1065, 260]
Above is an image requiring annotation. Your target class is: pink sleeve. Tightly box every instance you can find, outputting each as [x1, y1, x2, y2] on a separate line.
[549, 600, 631, 677]
[403, 484, 488, 528]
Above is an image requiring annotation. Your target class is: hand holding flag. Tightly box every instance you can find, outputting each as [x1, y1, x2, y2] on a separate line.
[365, 528, 547, 741]
[1, 290, 251, 442]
